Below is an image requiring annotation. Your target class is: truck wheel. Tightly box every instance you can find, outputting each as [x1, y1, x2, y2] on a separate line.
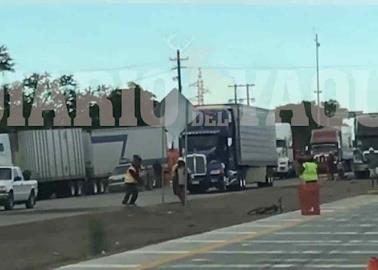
[4, 192, 14, 210]
[218, 180, 226, 192]
[92, 181, 98, 195]
[69, 182, 76, 197]
[76, 181, 84, 196]
[26, 190, 36, 209]
[99, 181, 105, 193]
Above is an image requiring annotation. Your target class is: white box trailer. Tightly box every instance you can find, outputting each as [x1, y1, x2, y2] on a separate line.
[83, 127, 167, 191]
[14, 128, 87, 198]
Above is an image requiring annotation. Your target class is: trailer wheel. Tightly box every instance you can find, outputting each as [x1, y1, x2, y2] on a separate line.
[69, 182, 76, 197]
[76, 181, 84, 196]
[92, 181, 98, 195]
[99, 181, 105, 194]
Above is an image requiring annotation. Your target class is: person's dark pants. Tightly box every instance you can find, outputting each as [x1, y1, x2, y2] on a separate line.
[122, 183, 138, 205]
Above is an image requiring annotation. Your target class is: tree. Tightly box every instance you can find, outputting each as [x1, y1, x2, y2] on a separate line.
[56, 74, 78, 124]
[0, 45, 15, 73]
[323, 99, 339, 118]
[0, 45, 14, 129]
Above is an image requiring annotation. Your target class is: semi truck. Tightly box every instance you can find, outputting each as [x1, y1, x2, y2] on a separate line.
[353, 114, 378, 178]
[0, 127, 167, 199]
[180, 104, 277, 193]
[274, 123, 294, 178]
[310, 126, 353, 173]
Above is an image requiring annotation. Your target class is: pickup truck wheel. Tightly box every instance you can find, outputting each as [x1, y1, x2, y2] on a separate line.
[4, 192, 14, 210]
[26, 191, 36, 209]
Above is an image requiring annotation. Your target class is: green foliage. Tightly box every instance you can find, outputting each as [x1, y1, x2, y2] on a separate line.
[323, 99, 339, 118]
[0, 45, 15, 73]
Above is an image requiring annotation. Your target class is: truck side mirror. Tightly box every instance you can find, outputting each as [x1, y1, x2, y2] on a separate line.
[14, 176, 22, 181]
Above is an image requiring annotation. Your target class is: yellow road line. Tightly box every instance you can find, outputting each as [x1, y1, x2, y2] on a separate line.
[132, 195, 378, 270]
[135, 216, 318, 270]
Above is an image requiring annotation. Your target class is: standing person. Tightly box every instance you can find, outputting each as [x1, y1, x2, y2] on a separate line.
[172, 157, 190, 205]
[122, 155, 142, 206]
[326, 152, 335, 181]
[299, 156, 319, 183]
[366, 148, 378, 188]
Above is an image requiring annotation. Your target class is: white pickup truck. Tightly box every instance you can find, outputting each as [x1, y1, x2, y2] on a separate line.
[0, 166, 38, 210]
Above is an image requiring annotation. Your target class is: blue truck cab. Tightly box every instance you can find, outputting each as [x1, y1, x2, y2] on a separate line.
[180, 104, 277, 193]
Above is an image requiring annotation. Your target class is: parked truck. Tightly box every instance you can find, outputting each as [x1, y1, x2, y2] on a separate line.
[0, 127, 167, 199]
[274, 123, 294, 178]
[0, 165, 38, 210]
[13, 128, 88, 198]
[310, 126, 353, 173]
[180, 104, 277, 193]
[353, 114, 378, 178]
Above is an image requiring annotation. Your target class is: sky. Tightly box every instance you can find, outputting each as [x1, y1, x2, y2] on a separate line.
[1, 0, 378, 112]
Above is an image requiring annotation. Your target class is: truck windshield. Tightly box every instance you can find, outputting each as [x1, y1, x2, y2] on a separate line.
[113, 166, 128, 175]
[187, 135, 218, 152]
[311, 144, 337, 154]
[0, 168, 12, 180]
[357, 138, 378, 151]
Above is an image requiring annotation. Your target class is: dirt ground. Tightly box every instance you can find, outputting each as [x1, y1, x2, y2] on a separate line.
[0, 179, 375, 270]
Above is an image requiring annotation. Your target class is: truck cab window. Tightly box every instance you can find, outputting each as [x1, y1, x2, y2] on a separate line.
[0, 143, 4, 152]
[13, 169, 20, 178]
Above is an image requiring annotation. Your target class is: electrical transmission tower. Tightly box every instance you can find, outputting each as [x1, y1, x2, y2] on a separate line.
[190, 68, 209, 105]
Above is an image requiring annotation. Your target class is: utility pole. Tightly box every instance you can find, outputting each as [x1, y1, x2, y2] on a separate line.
[245, 84, 255, 106]
[228, 83, 255, 105]
[170, 49, 188, 93]
[228, 84, 239, 104]
[315, 33, 321, 124]
[170, 49, 189, 206]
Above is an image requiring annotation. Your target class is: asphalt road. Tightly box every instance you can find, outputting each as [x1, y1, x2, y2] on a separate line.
[59, 194, 378, 270]
[0, 178, 299, 227]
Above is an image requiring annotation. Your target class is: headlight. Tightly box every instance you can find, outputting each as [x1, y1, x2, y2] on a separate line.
[0, 186, 7, 192]
[210, 169, 223, 175]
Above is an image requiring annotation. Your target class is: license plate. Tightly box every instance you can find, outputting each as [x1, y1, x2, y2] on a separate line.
[211, 178, 218, 183]
[191, 180, 199, 184]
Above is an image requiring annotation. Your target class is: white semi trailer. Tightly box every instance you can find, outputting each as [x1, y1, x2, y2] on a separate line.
[84, 127, 167, 192]
[1, 127, 167, 199]
[14, 128, 88, 198]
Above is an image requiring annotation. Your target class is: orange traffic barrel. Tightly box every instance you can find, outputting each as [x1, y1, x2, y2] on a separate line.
[367, 257, 378, 270]
[298, 182, 320, 215]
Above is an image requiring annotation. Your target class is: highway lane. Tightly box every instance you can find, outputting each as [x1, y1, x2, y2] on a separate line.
[0, 178, 299, 227]
[0, 187, 227, 227]
[58, 194, 378, 270]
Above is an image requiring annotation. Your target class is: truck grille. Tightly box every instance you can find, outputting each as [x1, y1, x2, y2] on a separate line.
[186, 155, 206, 175]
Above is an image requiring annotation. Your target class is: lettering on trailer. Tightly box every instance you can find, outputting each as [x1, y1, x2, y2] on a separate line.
[91, 135, 128, 160]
